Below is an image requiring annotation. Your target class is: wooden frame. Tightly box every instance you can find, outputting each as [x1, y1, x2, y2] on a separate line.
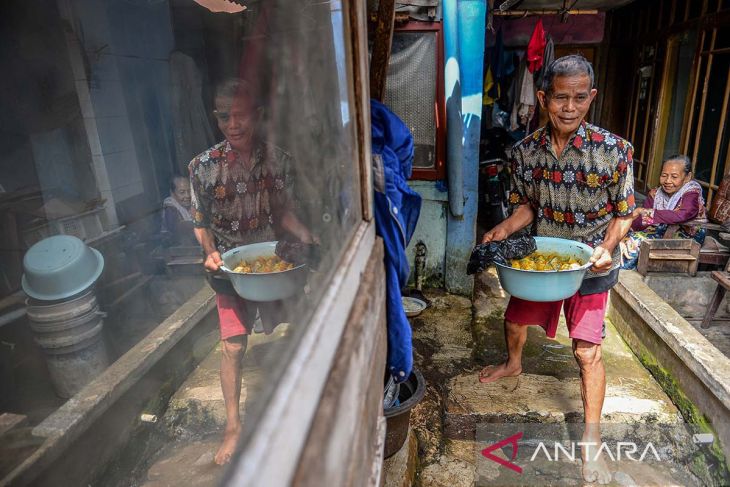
[389, 21, 446, 181]
[683, 25, 730, 205]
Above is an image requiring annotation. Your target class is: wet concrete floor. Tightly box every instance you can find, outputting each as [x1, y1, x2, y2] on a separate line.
[128, 268, 703, 487]
[407, 269, 701, 487]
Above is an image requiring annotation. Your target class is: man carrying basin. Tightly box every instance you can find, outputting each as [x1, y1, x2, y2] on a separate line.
[479, 55, 636, 485]
[189, 78, 315, 465]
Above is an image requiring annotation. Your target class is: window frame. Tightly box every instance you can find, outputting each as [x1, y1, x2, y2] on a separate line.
[223, 2, 377, 485]
[389, 21, 446, 181]
[681, 24, 730, 204]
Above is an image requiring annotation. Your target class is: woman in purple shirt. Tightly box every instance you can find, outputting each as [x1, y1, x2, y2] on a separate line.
[621, 154, 707, 269]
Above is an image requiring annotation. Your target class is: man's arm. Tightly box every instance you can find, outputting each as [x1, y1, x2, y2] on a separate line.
[194, 227, 223, 271]
[279, 211, 317, 244]
[590, 214, 634, 272]
[481, 204, 535, 243]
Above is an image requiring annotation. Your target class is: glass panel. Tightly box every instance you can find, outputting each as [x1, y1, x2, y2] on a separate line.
[715, 114, 730, 186]
[694, 54, 730, 185]
[714, 25, 730, 50]
[688, 0, 703, 19]
[384, 31, 438, 169]
[702, 29, 714, 52]
[660, 0, 671, 28]
[685, 55, 708, 158]
[663, 31, 698, 160]
[0, 0, 361, 483]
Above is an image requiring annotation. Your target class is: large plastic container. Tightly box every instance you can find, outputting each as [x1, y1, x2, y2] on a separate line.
[494, 236, 595, 302]
[219, 241, 308, 301]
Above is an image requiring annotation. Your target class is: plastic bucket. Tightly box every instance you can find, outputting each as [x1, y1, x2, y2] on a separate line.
[26, 292, 109, 398]
[383, 368, 426, 458]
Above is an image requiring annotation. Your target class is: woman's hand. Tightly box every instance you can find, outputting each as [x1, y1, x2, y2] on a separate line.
[204, 251, 223, 272]
[648, 188, 657, 199]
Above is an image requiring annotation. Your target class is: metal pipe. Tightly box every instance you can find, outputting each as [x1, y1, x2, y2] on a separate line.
[443, 0, 464, 217]
[0, 308, 26, 328]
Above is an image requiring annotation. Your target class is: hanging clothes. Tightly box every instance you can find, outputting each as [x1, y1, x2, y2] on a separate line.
[370, 99, 422, 383]
[510, 58, 535, 131]
[483, 65, 496, 106]
[536, 35, 555, 90]
[526, 18, 547, 74]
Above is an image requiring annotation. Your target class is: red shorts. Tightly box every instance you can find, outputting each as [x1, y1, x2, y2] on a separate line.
[504, 291, 609, 345]
[216, 294, 254, 340]
[215, 295, 286, 340]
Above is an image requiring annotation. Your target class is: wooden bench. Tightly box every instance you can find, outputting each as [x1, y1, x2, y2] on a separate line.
[637, 239, 700, 276]
[701, 259, 730, 329]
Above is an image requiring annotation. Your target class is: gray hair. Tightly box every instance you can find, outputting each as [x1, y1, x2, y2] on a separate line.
[214, 78, 259, 105]
[541, 54, 595, 93]
[663, 154, 692, 174]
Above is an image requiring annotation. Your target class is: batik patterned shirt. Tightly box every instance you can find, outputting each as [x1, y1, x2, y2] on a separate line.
[509, 121, 636, 273]
[189, 140, 292, 253]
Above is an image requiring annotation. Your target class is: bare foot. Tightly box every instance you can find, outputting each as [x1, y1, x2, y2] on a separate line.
[478, 363, 521, 384]
[215, 423, 241, 465]
[580, 437, 612, 485]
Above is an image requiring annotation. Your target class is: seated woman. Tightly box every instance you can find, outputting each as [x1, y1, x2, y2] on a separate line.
[621, 154, 707, 269]
[161, 175, 197, 246]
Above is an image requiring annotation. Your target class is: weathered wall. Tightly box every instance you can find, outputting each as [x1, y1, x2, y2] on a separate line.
[406, 181, 448, 288]
[608, 272, 730, 478]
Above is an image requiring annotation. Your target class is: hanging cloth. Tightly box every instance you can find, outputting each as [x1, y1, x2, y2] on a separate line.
[536, 35, 555, 90]
[483, 65, 497, 106]
[526, 18, 547, 74]
[510, 58, 535, 131]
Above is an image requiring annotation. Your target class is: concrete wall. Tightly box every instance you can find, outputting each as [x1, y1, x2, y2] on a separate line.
[406, 181, 448, 288]
[608, 271, 730, 476]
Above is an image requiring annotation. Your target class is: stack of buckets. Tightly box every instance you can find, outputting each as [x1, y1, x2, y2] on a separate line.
[22, 235, 110, 399]
[26, 290, 109, 398]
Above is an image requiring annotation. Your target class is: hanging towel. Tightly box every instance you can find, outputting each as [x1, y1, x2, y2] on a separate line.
[370, 99, 422, 383]
[526, 18, 547, 73]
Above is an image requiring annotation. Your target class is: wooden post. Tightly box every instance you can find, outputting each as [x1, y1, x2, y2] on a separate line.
[369, 0, 396, 102]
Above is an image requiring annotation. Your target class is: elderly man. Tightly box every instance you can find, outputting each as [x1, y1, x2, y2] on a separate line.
[479, 55, 635, 484]
[189, 78, 314, 465]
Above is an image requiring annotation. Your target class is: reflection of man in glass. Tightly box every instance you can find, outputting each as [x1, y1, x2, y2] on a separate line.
[189, 78, 314, 465]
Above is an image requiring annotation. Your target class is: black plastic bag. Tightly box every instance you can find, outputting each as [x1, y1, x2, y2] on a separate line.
[275, 239, 321, 268]
[466, 235, 536, 275]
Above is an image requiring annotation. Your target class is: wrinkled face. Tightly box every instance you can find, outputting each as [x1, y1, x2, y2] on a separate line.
[214, 95, 260, 152]
[172, 178, 191, 207]
[659, 161, 690, 195]
[537, 74, 597, 139]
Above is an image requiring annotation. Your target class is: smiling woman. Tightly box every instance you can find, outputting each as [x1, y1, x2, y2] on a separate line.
[621, 154, 708, 269]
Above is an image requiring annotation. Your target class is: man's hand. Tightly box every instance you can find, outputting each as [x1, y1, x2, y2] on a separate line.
[589, 246, 613, 273]
[482, 226, 510, 243]
[204, 251, 223, 272]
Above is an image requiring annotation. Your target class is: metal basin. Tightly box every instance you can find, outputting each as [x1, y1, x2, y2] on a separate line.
[494, 236, 594, 302]
[220, 242, 307, 302]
